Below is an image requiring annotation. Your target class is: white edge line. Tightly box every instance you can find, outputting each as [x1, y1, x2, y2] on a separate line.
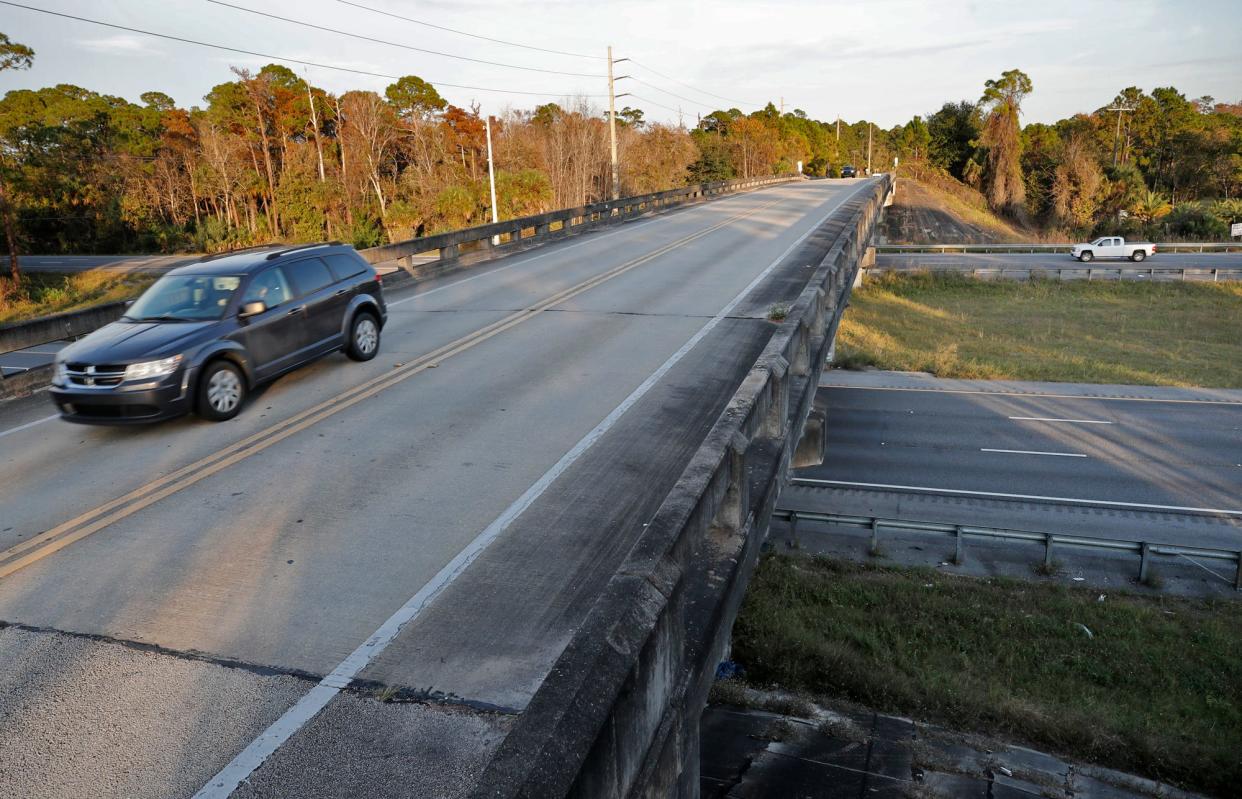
[193, 180, 865, 799]
[979, 448, 1087, 457]
[793, 478, 1242, 517]
[1008, 416, 1113, 425]
[0, 414, 59, 439]
[822, 384, 1242, 406]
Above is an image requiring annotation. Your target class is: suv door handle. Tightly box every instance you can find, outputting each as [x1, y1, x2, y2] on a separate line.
[334, 288, 348, 296]
[287, 306, 305, 316]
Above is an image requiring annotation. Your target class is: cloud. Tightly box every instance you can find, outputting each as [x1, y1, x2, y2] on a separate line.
[77, 35, 162, 56]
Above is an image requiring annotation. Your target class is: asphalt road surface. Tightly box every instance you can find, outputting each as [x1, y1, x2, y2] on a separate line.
[0, 178, 873, 798]
[874, 251, 1242, 273]
[787, 370, 1242, 552]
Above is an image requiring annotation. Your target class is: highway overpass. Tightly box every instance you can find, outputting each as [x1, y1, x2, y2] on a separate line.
[0, 177, 888, 797]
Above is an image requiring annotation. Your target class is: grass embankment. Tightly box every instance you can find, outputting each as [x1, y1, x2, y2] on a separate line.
[836, 272, 1242, 387]
[0, 271, 156, 326]
[731, 556, 1242, 796]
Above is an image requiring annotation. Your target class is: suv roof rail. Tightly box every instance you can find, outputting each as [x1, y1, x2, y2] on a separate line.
[199, 243, 284, 262]
[265, 241, 343, 260]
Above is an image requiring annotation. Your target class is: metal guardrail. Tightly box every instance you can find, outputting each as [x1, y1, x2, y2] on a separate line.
[875, 243, 1242, 253]
[773, 508, 1242, 590]
[861, 265, 1241, 282]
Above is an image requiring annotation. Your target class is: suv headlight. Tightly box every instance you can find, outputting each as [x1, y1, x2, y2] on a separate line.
[124, 355, 183, 381]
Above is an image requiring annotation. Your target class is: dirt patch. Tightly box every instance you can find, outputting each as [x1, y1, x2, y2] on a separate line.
[881, 178, 1025, 244]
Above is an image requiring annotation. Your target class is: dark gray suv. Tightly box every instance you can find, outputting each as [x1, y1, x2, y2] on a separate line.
[49, 243, 387, 424]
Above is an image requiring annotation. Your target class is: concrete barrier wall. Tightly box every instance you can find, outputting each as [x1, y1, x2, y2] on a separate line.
[470, 175, 894, 799]
[359, 175, 797, 278]
[0, 301, 128, 357]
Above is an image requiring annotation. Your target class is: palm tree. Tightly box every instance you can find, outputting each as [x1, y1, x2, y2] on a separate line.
[1130, 190, 1172, 224]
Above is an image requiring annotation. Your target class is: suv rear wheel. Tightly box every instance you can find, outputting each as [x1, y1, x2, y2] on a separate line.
[198, 360, 246, 421]
[346, 311, 380, 361]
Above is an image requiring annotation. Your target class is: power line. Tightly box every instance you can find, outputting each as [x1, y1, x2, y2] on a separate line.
[0, 2, 606, 99]
[336, 0, 597, 60]
[624, 76, 734, 112]
[627, 58, 760, 109]
[207, 1, 604, 78]
[628, 94, 681, 115]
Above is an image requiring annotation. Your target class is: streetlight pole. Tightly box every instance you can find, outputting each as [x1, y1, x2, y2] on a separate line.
[866, 122, 872, 175]
[607, 46, 620, 200]
[485, 114, 499, 244]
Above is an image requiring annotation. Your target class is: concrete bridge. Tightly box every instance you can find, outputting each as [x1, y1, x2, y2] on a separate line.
[0, 175, 891, 798]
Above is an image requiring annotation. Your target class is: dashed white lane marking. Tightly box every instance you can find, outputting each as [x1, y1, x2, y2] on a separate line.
[793, 478, 1242, 517]
[980, 448, 1087, 458]
[193, 181, 872, 799]
[0, 414, 59, 439]
[1008, 416, 1113, 425]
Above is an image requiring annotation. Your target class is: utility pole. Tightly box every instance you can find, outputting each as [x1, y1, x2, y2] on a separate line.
[485, 114, 499, 244]
[780, 97, 785, 114]
[836, 117, 840, 141]
[607, 46, 620, 200]
[866, 122, 873, 175]
[1105, 104, 1133, 166]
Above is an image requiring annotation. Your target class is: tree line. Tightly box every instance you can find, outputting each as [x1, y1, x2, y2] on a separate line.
[881, 70, 1242, 241]
[2, 31, 1240, 287]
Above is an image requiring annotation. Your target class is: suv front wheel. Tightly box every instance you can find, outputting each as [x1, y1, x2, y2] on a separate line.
[346, 311, 380, 361]
[198, 360, 246, 421]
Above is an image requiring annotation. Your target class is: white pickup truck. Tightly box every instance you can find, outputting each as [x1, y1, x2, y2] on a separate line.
[1070, 237, 1157, 263]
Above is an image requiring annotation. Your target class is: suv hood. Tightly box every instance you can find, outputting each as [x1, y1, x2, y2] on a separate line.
[59, 319, 216, 365]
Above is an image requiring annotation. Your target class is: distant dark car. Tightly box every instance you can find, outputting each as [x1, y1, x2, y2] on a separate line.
[840, 165, 859, 178]
[50, 243, 386, 425]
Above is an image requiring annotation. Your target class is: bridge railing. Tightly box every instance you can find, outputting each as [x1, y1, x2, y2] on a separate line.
[358, 174, 798, 274]
[471, 175, 895, 799]
[876, 242, 1242, 253]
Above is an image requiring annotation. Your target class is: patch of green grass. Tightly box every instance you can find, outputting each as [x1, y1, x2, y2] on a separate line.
[0, 271, 156, 326]
[731, 555, 1242, 796]
[836, 272, 1242, 387]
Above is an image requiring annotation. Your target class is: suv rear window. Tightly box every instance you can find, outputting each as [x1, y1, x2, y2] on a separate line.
[324, 253, 368, 282]
[286, 258, 335, 297]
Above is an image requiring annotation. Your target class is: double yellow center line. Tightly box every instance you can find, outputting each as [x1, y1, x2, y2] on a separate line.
[0, 197, 785, 580]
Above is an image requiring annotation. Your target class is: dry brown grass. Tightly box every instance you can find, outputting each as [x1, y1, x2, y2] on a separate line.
[0, 271, 156, 326]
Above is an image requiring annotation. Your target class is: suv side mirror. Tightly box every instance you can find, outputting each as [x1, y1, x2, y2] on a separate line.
[239, 301, 267, 318]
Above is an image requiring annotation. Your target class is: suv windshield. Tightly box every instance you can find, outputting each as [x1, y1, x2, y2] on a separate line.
[125, 274, 241, 322]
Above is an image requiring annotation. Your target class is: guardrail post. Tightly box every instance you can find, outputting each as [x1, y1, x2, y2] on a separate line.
[1233, 552, 1241, 591]
[1139, 542, 1151, 583]
[954, 526, 964, 565]
[870, 519, 879, 553]
[441, 243, 459, 263]
[763, 357, 789, 439]
[788, 512, 799, 549]
[1044, 535, 1055, 569]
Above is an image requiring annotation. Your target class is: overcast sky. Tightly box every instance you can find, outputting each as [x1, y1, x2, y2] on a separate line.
[2, 0, 1239, 127]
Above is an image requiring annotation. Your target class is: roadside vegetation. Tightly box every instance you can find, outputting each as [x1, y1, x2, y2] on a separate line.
[834, 271, 1242, 387]
[0, 270, 154, 326]
[730, 555, 1242, 797]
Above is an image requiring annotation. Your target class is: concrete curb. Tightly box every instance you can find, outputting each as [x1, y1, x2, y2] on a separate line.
[469, 176, 893, 798]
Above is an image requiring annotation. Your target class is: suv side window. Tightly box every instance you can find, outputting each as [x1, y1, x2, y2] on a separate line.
[241, 267, 292, 309]
[324, 253, 367, 282]
[286, 258, 335, 297]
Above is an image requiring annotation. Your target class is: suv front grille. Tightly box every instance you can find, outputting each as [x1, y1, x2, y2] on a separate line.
[65, 363, 126, 387]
